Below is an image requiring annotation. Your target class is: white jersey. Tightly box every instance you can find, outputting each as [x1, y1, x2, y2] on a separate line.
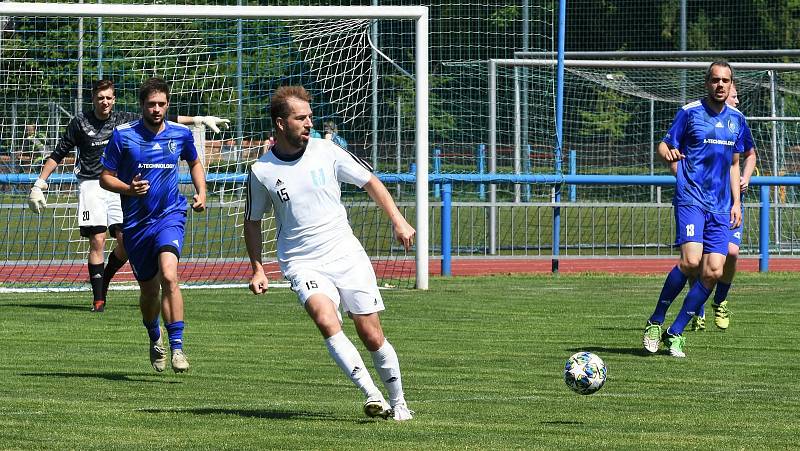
[246, 137, 373, 266]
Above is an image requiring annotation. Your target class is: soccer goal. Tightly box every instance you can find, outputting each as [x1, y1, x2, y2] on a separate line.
[485, 57, 800, 257]
[0, 3, 430, 291]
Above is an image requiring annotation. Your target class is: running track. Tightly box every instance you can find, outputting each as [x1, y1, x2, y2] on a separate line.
[2, 257, 799, 285]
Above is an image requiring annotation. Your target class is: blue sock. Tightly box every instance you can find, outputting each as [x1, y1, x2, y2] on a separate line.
[668, 281, 712, 336]
[714, 282, 731, 304]
[165, 321, 185, 350]
[649, 266, 688, 324]
[143, 317, 161, 342]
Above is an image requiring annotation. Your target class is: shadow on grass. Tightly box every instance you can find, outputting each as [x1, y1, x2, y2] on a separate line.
[6, 303, 88, 311]
[596, 326, 643, 332]
[541, 420, 584, 425]
[20, 372, 181, 384]
[138, 407, 339, 421]
[566, 346, 653, 357]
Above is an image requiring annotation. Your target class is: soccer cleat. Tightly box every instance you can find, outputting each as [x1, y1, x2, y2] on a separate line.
[91, 300, 105, 313]
[690, 314, 706, 331]
[363, 394, 392, 419]
[712, 301, 730, 330]
[642, 322, 663, 353]
[391, 402, 414, 421]
[149, 337, 167, 372]
[662, 332, 686, 358]
[171, 349, 190, 373]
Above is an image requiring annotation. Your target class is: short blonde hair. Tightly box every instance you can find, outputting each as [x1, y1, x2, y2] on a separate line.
[270, 86, 312, 126]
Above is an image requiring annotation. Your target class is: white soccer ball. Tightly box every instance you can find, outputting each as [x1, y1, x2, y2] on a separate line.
[563, 351, 607, 395]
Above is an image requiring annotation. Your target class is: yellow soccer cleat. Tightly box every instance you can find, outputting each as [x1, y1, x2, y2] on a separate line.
[712, 301, 730, 330]
[690, 314, 706, 331]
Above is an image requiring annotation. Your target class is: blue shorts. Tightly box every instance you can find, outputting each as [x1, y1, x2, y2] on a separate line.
[125, 210, 187, 281]
[674, 205, 730, 256]
[729, 204, 744, 247]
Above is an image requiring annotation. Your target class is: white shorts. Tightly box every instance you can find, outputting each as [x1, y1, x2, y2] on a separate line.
[78, 179, 123, 231]
[284, 250, 384, 320]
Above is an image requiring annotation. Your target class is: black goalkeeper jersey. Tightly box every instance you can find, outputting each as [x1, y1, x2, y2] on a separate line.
[49, 110, 140, 180]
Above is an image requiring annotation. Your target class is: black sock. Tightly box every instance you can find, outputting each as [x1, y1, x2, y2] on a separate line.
[103, 252, 127, 300]
[88, 263, 104, 302]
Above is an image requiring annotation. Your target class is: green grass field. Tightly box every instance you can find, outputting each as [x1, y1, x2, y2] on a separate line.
[1, 273, 798, 449]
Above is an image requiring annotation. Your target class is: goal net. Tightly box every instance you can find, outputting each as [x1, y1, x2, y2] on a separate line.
[0, 4, 428, 291]
[489, 59, 800, 254]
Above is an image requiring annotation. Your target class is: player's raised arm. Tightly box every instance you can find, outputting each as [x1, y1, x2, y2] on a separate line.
[362, 175, 415, 251]
[176, 115, 230, 133]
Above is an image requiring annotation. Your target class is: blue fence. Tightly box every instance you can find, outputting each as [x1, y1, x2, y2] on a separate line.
[377, 173, 800, 275]
[3, 172, 800, 274]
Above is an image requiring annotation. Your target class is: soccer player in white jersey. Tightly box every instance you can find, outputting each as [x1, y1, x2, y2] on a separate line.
[690, 82, 757, 331]
[642, 61, 747, 357]
[28, 79, 227, 313]
[100, 77, 206, 373]
[243, 86, 415, 420]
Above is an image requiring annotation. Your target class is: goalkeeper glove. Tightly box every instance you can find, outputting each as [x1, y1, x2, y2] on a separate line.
[28, 178, 48, 214]
[193, 116, 230, 133]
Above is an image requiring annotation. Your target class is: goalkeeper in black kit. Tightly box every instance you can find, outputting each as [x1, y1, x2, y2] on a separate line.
[28, 79, 229, 312]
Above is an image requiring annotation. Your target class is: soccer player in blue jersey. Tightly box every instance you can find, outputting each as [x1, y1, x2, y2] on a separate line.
[28, 79, 227, 313]
[99, 77, 206, 373]
[691, 82, 758, 331]
[642, 61, 746, 358]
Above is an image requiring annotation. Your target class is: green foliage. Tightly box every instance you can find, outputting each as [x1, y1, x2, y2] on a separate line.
[387, 74, 456, 139]
[686, 13, 714, 51]
[659, 0, 680, 42]
[578, 85, 632, 143]
[489, 6, 519, 30]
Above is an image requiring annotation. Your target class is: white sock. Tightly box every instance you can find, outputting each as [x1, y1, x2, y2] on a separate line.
[370, 339, 405, 407]
[325, 331, 380, 398]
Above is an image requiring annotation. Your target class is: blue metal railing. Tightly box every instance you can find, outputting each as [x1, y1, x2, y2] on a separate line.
[4, 172, 800, 274]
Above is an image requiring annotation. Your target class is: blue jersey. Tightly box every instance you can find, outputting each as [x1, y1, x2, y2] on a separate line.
[742, 124, 755, 152]
[101, 120, 198, 230]
[663, 99, 748, 214]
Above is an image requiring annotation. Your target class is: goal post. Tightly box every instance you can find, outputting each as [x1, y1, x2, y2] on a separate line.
[0, 3, 429, 290]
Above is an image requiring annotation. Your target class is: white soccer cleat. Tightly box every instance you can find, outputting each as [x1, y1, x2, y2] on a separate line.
[363, 394, 391, 419]
[391, 402, 414, 421]
[642, 322, 663, 354]
[149, 337, 167, 373]
[171, 349, 190, 373]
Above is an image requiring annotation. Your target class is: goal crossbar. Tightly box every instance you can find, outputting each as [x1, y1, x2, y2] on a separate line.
[0, 2, 427, 19]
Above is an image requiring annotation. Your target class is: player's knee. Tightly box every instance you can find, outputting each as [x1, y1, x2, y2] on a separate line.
[313, 313, 342, 338]
[703, 265, 724, 281]
[139, 284, 160, 302]
[679, 257, 701, 274]
[89, 234, 106, 250]
[160, 272, 180, 292]
[727, 245, 740, 259]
